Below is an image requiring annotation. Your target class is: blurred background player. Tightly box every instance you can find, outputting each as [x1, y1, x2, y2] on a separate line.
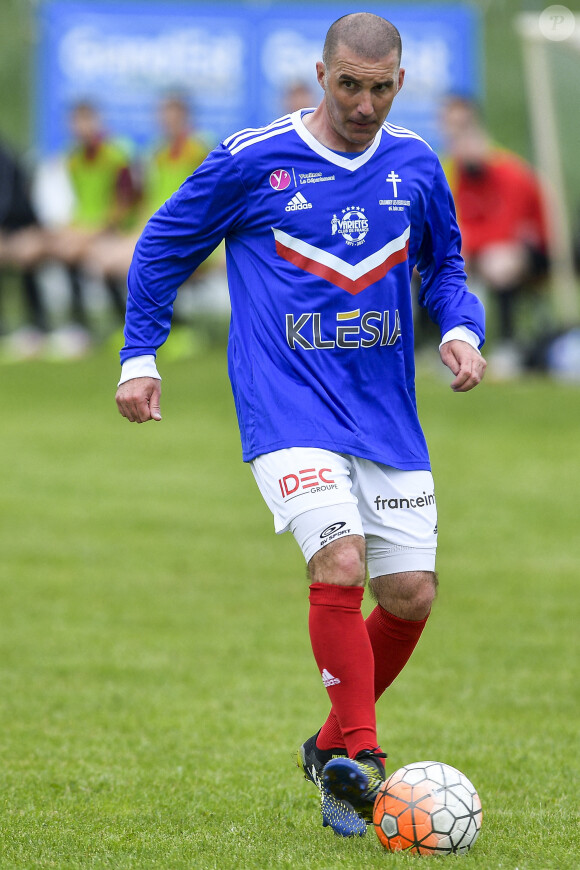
[283, 81, 317, 114]
[0, 136, 51, 357]
[48, 100, 137, 350]
[146, 94, 210, 216]
[87, 93, 220, 359]
[440, 95, 549, 377]
[86, 94, 210, 283]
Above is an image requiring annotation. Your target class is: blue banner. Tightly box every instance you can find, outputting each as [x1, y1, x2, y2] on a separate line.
[35, 2, 481, 155]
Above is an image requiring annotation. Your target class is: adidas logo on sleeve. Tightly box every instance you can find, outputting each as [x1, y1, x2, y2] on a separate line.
[286, 191, 312, 212]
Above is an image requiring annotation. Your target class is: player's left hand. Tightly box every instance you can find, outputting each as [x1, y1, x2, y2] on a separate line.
[115, 376, 162, 422]
[439, 339, 487, 392]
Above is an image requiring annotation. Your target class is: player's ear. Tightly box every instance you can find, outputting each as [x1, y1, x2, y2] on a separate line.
[397, 67, 405, 93]
[316, 61, 327, 90]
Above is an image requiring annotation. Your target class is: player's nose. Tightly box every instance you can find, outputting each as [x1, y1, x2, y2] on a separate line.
[356, 90, 374, 117]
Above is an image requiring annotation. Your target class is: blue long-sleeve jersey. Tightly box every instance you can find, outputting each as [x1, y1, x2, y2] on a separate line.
[122, 110, 485, 468]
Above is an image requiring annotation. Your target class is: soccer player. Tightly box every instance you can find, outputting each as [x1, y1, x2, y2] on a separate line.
[115, 13, 486, 837]
[144, 94, 210, 217]
[49, 101, 137, 334]
[87, 94, 211, 282]
[440, 95, 548, 376]
[0, 138, 50, 353]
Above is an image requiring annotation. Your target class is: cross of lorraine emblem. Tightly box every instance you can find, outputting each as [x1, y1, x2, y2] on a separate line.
[386, 171, 402, 197]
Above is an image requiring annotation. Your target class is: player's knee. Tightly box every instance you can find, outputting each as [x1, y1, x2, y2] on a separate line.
[308, 535, 366, 586]
[371, 571, 437, 619]
[412, 571, 438, 615]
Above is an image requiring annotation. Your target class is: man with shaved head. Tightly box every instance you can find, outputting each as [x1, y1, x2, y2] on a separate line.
[116, 13, 486, 838]
[323, 11, 402, 66]
[308, 12, 404, 154]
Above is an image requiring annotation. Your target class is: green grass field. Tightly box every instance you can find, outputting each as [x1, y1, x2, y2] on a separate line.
[1, 348, 579, 869]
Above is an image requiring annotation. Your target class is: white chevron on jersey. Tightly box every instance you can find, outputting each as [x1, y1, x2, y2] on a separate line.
[272, 225, 410, 295]
[383, 121, 432, 148]
[224, 114, 292, 149]
[225, 116, 294, 156]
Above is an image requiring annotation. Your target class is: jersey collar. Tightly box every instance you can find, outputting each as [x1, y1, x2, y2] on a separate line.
[291, 110, 382, 171]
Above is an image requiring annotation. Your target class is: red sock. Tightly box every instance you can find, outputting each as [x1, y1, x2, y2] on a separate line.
[308, 583, 377, 758]
[317, 605, 429, 751]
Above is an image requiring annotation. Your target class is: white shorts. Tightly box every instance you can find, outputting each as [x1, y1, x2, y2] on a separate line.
[250, 447, 438, 577]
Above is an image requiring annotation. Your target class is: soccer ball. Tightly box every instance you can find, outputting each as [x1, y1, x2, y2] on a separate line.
[373, 760, 482, 855]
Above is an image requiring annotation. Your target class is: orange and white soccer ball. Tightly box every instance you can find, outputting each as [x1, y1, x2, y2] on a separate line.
[373, 761, 482, 855]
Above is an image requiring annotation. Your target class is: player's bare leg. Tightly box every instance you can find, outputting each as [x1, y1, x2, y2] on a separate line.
[308, 534, 366, 586]
[47, 226, 97, 265]
[369, 570, 437, 619]
[0, 228, 52, 351]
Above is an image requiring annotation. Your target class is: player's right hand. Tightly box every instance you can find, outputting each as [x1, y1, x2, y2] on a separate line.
[115, 377, 162, 423]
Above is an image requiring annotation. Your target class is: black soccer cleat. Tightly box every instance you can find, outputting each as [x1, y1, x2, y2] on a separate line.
[296, 732, 366, 836]
[322, 747, 387, 824]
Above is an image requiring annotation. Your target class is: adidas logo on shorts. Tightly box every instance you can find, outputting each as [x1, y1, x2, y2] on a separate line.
[285, 192, 312, 211]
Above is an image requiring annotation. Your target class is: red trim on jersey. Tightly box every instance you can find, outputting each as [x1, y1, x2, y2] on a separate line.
[275, 238, 409, 295]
